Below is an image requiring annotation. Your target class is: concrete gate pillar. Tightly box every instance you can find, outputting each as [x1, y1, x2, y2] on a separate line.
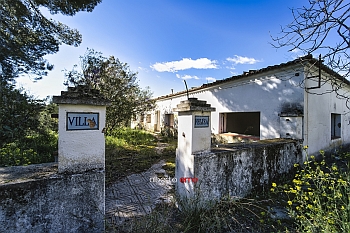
[53, 85, 111, 173]
[174, 98, 215, 198]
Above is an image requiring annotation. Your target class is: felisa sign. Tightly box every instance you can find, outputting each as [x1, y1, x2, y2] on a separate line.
[67, 112, 99, 130]
[194, 116, 209, 128]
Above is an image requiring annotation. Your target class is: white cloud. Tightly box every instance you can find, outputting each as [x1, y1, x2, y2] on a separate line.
[176, 74, 200, 80]
[206, 77, 216, 82]
[151, 58, 218, 72]
[226, 55, 260, 65]
[291, 48, 301, 53]
[226, 66, 236, 70]
[138, 66, 149, 72]
[290, 48, 305, 58]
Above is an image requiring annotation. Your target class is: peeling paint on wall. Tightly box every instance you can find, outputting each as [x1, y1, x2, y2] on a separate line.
[193, 139, 302, 200]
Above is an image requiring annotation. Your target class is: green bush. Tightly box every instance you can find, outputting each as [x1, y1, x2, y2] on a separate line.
[273, 149, 350, 232]
[0, 131, 58, 166]
[0, 143, 36, 166]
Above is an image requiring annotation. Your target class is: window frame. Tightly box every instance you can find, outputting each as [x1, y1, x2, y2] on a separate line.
[331, 113, 341, 140]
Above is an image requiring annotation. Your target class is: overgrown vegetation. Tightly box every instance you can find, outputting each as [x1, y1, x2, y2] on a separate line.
[110, 191, 296, 233]
[107, 134, 350, 232]
[0, 0, 101, 167]
[0, 84, 58, 167]
[0, 131, 57, 166]
[106, 129, 293, 232]
[273, 148, 350, 233]
[105, 127, 176, 185]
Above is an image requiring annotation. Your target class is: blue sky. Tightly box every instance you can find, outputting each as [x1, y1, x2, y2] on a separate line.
[16, 0, 308, 99]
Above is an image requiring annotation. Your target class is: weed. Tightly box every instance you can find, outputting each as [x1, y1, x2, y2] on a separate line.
[105, 128, 175, 185]
[107, 127, 156, 146]
[272, 149, 350, 232]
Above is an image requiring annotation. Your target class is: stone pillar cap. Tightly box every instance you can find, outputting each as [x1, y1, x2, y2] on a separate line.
[173, 98, 216, 112]
[53, 85, 111, 106]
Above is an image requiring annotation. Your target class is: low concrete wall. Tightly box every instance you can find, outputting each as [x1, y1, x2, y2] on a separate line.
[0, 163, 104, 233]
[193, 139, 302, 200]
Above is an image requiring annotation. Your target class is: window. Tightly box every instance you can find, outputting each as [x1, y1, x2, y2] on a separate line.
[219, 112, 260, 137]
[164, 114, 174, 127]
[331, 113, 341, 139]
[146, 114, 152, 123]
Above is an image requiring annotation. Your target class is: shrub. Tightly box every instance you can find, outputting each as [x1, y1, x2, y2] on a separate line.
[0, 131, 58, 166]
[273, 149, 350, 232]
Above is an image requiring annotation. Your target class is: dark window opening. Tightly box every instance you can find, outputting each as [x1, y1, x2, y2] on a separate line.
[331, 113, 341, 139]
[164, 114, 174, 127]
[220, 112, 260, 137]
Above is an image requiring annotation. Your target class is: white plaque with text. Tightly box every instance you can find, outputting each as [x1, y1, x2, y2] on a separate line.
[66, 112, 99, 130]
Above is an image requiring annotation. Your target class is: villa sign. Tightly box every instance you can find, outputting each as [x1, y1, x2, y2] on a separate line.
[194, 116, 209, 128]
[66, 112, 99, 130]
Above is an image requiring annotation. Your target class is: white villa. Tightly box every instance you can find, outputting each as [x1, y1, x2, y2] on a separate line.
[132, 55, 350, 156]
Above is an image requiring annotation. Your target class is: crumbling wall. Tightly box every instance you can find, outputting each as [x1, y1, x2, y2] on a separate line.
[0, 169, 104, 233]
[193, 139, 302, 200]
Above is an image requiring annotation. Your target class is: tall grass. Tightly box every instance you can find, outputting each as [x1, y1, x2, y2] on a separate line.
[107, 127, 156, 147]
[105, 127, 160, 185]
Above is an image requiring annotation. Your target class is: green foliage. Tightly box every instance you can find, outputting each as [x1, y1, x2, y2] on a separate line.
[0, 130, 57, 166]
[0, 81, 58, 166]
[0, 143, 37, 166]
[107, 127, 156, 146]
[37, 100, 58, 133]
[105, 128, 159, 185]
[64, 49, 156, 131]
[0, 0, 102, 80]
[0, 79, 44, 147]
[273, 149, 350, 232]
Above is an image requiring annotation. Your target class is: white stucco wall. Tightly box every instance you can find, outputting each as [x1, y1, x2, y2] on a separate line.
[175, 108, 213, 198]
[58, 104, 106, 173]
[154, 64, 305, 140]
[304, 69, 350, 155]
[145, 63, 350, 157]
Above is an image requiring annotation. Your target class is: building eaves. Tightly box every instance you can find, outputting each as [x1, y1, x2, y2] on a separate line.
[155, 54, 349, 101]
